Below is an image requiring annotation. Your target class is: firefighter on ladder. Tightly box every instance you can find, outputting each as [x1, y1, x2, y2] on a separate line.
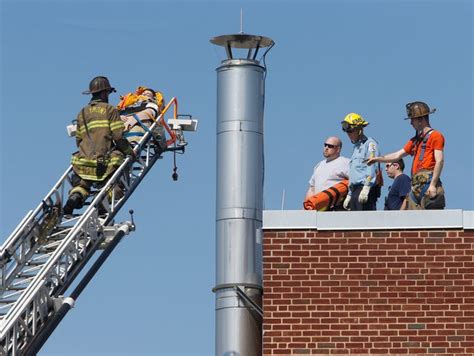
[64, 76, 133, 215]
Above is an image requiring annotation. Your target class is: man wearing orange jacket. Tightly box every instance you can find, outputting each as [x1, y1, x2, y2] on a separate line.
[367, 101, 445, 209]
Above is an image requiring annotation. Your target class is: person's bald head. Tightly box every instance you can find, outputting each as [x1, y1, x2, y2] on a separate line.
[323, 136, 342, 160]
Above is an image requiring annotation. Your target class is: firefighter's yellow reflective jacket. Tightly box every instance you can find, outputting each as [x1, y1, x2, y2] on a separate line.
[71, 98, 132, 182]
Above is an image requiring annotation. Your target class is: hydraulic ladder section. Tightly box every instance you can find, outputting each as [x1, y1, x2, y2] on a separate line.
[0, 97, 197, 356]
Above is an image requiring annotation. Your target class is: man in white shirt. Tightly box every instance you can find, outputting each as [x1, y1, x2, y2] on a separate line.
[305, 136, 350, 209]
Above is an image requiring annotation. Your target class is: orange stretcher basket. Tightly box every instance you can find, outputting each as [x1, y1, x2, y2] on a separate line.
[303, 179, 349, 211]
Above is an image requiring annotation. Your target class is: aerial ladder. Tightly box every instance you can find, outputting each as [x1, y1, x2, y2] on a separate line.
[0, 98, 197, 355]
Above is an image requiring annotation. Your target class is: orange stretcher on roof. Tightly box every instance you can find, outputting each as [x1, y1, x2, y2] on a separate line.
[303, 179, 349, 211]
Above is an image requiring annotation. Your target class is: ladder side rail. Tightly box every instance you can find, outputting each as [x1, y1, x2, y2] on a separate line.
[1, 169, 73, 290]
[0, 207, 103, 340]
[2, 193, 66, 290]
[1, 253, 90, 355]
[22, 223, 132, 356]
[44, 155, 148, 297]
[0, 211, 34, 290]
[0, 212, 33, 255]
[1, 167, 72, 255]
[104, 141, 161, 224]
[1, 239, 44, 291]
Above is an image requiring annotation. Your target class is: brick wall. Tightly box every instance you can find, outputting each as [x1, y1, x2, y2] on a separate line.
[263, 229, 474, 355]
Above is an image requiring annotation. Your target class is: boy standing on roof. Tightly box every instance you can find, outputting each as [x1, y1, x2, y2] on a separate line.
[341, 113, 382, 211]
[367, 101, 445, 210]
[384, 159, 411, 210]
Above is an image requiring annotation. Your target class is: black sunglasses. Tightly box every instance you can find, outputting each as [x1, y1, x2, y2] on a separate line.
[324, 143, 338, 149]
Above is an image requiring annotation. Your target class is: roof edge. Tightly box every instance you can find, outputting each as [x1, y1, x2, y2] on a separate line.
[263, 209, 474, 230]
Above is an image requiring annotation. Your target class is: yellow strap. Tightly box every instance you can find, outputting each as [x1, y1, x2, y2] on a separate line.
[70, 186, 90, 198]
[77, 120, 110, 135]
[75, 173, 107, 181]
[110, 121, 125, 131]
[71, 156, 122, 167]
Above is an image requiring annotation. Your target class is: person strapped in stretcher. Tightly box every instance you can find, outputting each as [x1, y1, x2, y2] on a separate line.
[118, 86, 167, 151]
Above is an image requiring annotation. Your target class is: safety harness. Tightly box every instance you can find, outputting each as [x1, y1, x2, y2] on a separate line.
[123, 113, 152, 139]
[409, 129, 434, 204]
[120, 100, 160, 140]
[416, 129, 434, 163]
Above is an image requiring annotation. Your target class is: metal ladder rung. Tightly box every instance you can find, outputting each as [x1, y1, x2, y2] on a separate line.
[15, 273, 37, 279]
[45, 231, 68, 240]
[2, 287, 26, 292]
[25, 261, 47, 267]
[29, 253, 53, 262]
[39, 240, 62, 250]
[0, 300, 16, 304]
[35, 245, 61, 253]
[20, 265, 43, 274]
[10, 278, 34, 287]
[1, 289, 23, 298]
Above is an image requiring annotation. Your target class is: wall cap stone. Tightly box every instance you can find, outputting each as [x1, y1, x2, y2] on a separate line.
[263, 209, 474, 230]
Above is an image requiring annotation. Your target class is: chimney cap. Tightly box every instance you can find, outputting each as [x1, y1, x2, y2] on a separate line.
[210, 34, 274, 49]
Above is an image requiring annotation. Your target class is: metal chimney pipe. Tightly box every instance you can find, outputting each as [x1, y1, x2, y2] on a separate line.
[210, 34, 274, 356]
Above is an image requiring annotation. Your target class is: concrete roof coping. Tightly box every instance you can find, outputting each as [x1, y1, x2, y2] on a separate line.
[263, 209, 474, 231]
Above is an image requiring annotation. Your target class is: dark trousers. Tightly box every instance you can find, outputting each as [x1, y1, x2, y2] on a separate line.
[69, 173, 94, 199]
[70, 172, 125, 201]
[350, 185, 378, 211]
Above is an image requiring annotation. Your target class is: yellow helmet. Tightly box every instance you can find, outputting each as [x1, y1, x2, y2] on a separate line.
[341, 113, 369, 132]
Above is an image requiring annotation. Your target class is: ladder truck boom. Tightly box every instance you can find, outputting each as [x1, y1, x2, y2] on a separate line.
[0, 97, 197, 356]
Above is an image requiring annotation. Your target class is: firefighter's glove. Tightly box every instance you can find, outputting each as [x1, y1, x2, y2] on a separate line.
[358, 185, 371, 204]
[343, 194, 351, 210]
[128, 150, 137, 161]
[116, 138, 133, 156]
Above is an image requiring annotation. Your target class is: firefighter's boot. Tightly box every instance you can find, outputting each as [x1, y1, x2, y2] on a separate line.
[64, 192, 84, 215]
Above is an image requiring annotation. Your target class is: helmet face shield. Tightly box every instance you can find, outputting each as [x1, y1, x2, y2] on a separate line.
[342, 121, 356, 133]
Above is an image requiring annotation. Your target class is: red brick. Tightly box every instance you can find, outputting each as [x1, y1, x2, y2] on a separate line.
[263, 228, 471, 356]
[372, 232, 390, 238]
[400, 232, 420, 237]
[429, 231, 447, 238]
[341, 232, 362, 237]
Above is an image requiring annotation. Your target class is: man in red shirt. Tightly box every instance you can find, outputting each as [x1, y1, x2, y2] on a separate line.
[367, 101, 445, 209]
